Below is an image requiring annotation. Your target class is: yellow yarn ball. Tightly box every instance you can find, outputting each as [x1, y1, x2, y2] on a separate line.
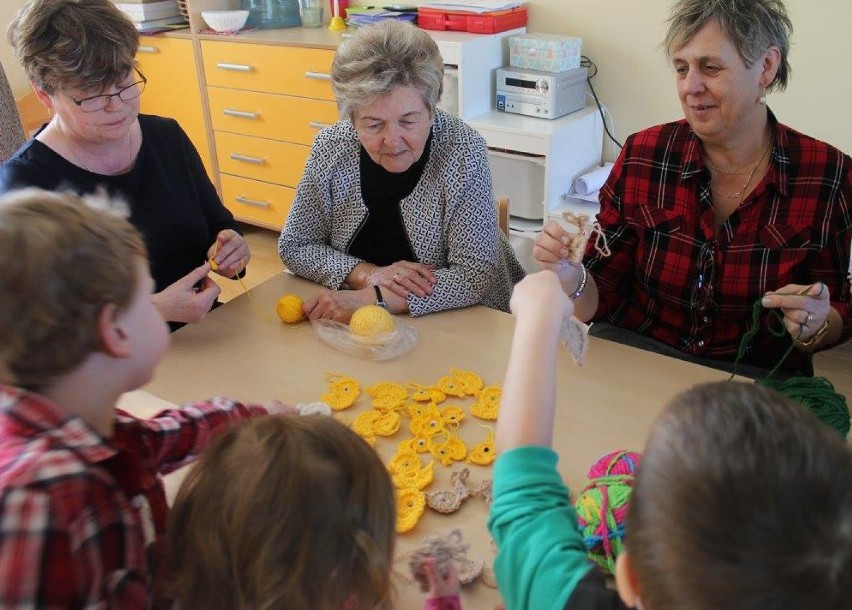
[276, 294, 304, 324]
[349, 305, 395, 337]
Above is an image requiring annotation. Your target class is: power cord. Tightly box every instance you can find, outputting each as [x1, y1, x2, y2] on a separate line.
[581, 55, 623, 150]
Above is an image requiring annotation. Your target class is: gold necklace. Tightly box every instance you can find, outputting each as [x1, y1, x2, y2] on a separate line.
[58, 122, 135, 175]
[709, 139, 772, 200]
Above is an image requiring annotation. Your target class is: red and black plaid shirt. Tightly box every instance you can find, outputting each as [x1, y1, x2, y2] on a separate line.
[0, 386, 266, 609]
[587, 112, 852, 375]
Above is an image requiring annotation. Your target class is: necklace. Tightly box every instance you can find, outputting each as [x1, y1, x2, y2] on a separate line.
[56, 121, 135, 175]
[709, 139, 772, 200]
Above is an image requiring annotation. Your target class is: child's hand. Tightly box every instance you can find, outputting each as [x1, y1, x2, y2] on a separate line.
[265, 400, 299, 416]
[509, 270, 574, 324]
[421, 558, 460, 599]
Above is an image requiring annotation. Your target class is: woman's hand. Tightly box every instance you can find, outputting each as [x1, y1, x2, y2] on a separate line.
[368, 261, 437, 299]
[151, 263, 221, 323]
[208, 229, 250, 278]
[761, 282, 831, 344]
[533, 220, 576, 270]
[303, 287, 375, 323]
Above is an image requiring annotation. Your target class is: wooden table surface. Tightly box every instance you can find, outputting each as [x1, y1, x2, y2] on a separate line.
[120, 272, 733, 608]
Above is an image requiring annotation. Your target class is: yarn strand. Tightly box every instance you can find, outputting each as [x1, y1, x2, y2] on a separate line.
[731, 295, 849, 438]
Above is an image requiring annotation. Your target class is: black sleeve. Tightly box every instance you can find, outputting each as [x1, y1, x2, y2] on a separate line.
[564, 566, 629, 610]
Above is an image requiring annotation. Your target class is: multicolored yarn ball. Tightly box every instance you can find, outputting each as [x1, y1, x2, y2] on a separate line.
[276, 294, 304, 324]
[574, 449, 641, 574]
[349, 305, 395, 337]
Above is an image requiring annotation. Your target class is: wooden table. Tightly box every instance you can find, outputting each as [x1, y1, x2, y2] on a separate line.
[120, 272, 733, 608]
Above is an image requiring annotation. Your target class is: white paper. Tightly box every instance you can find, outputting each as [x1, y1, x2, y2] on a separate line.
[419, 0, 522, 14]
[571, 162, 614, 196]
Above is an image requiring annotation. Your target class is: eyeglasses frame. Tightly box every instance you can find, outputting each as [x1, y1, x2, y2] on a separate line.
[62, 68, 147, 113]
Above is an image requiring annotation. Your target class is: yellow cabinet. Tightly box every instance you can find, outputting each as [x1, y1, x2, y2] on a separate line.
[201, 40, 339, 230]
[136, 35, 214, 181]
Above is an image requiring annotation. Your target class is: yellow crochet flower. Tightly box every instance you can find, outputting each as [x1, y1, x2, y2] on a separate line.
[396, 488, 426, 533]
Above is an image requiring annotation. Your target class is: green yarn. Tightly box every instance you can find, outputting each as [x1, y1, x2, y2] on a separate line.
[732, 298, 850, 439]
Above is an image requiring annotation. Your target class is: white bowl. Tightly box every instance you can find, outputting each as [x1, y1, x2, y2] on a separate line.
[201, 10, 249, 32]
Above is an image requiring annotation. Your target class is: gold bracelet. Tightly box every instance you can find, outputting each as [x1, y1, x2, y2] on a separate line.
[794, 319, 830, 348]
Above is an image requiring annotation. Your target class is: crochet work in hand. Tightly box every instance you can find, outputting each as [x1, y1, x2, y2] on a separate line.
[408, 529, 484, 591]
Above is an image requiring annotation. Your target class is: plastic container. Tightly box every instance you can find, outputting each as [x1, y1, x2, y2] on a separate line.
[300, 0, 324, 27]
[241, 0, 301, 29]
[417, 6, 527, 33]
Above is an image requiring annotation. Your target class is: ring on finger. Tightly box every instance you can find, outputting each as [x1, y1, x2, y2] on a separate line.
[806, 311, 814, 325]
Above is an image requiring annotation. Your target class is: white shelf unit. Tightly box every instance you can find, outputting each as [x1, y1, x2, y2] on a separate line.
[428, 28, 525, 121]
[469, 106, 604, 231]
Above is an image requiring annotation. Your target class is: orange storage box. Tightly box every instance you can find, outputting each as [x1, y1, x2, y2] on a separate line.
[417, 5, 527, 34]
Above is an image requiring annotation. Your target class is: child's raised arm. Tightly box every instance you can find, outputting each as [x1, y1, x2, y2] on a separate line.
[496, 271, 574, 452]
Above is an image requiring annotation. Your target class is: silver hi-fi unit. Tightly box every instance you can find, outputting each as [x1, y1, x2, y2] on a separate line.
[495, 66, 587, 120]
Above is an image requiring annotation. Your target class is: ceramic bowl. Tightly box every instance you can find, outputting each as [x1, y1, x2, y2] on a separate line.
[201, 10, 250, 32]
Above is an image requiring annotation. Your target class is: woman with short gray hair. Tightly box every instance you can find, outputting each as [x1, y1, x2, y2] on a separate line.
[534, 0, 851, 378]
[279, 20, 524, 321]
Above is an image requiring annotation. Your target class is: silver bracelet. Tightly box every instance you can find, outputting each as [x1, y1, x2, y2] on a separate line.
[569, 264, 587, 299]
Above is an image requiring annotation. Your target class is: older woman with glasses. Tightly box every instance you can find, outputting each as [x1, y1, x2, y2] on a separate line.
[278, 20, 524, 321]
[535, 0, 851, 378]
[0, 0, 249, 329]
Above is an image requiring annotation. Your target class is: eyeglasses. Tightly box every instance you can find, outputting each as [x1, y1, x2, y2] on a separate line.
[62, 68, 147, 113]
[692, 239, 717, 316]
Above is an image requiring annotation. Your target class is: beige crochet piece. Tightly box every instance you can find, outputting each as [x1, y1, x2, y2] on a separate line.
[408, 529, 484, 591]
[425, 468, 471, 514]
[470, 478, 493, 507]
[560, 316, 590, 365]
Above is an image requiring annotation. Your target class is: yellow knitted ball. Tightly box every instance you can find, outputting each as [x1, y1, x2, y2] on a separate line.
[349, 305, 395, 337]
[276, 294, 304, 324]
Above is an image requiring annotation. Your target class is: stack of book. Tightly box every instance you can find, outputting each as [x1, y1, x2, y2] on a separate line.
[112, 0, 186, 31]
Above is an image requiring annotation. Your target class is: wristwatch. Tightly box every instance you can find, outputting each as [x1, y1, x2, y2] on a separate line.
[373, 285, 389, 310]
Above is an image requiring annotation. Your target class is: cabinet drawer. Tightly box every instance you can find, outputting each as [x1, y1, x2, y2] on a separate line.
[136, 36, 214, 179]
[201, 41, 335, 100]
[220, 174, 294, 230]
[215, 132, 310, 188]
[208, 88, 337, 146]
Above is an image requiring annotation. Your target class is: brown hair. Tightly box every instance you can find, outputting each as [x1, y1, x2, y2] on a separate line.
[0, 188, 145, 390]
[164, 415, 397, 610]
[627, 381, 852, 610]
[663, 0, 793, 92]
[7, 0, 139, 94]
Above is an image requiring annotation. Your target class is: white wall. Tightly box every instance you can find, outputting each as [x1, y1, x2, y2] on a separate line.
[1, 3, 26, 93]
[3, 0, 851, 159]
[526, 0, 852, 161]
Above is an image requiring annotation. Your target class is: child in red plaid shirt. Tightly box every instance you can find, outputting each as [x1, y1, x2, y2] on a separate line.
[0, 189, 290, 608]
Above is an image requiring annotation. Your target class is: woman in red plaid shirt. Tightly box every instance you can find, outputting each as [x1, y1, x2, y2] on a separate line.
[535, 0, 851, 378]
[0, 189, 291, 608]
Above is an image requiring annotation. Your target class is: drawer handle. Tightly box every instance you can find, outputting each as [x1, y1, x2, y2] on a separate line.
[229, 153, 266, 165]
[304, 71, 332, 81]
[309, 121, 332, 130]
[235, 196, 271, 209]
[137, 46, 159, 54]
[217, 63, 253, 72]
[223, 109, 259, 119]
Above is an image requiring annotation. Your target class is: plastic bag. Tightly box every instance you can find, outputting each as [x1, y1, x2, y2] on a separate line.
[311, 317, 419, 360]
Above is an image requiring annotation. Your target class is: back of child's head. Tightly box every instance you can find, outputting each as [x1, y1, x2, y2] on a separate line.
[164, 414, 397, 610]
[626, 381, 852, 610]
[0, 188, 145, 390]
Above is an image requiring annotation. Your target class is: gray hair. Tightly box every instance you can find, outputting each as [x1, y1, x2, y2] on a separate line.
[663, 0, 792, 92]
[331, 20, 444, 120]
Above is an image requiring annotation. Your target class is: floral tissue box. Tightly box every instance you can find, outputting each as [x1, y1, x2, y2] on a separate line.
[509, 33, 582, 73]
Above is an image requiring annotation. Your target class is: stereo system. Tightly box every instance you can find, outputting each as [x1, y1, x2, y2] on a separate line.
[495, 66, 587, 120]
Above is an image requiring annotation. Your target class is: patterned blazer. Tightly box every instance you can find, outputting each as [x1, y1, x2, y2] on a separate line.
[278, 109, 525, 316]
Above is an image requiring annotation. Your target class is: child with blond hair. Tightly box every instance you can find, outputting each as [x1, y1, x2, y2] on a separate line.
[0, 189, 289, 608]
[490, 271, 852, 610]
